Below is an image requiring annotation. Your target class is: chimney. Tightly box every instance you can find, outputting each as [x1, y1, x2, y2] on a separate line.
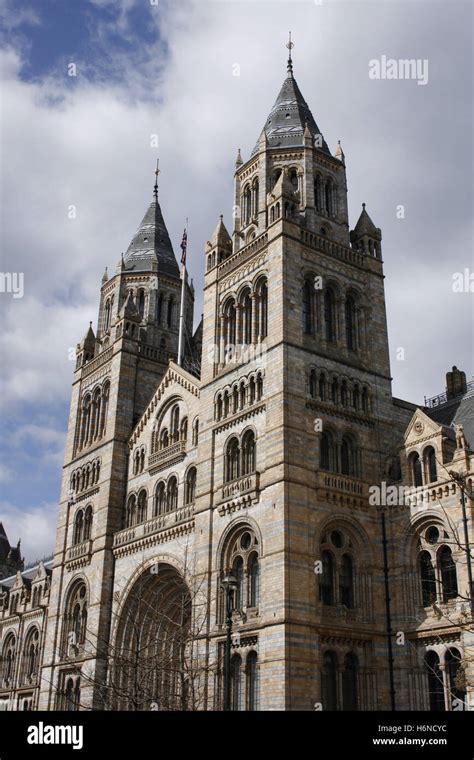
[446, 366, 467, 400]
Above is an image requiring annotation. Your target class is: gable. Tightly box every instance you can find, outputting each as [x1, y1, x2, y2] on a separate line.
[404, 408, 443, 448]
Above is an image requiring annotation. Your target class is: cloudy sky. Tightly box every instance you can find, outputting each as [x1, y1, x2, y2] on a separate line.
[0, 0, 472, 564]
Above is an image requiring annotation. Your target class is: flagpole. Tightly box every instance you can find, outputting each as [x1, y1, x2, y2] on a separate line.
[177, 220, 188, 367]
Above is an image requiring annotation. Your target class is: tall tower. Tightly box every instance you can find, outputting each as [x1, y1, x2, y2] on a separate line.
[196, 45, 411, 710]
[39, 174, 194, 709]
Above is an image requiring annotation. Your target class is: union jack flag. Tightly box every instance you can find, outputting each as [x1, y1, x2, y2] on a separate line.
[180, 228, 187, 265]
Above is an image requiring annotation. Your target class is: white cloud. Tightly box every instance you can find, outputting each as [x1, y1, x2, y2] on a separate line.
[1, 500, 57, 566]
[0, 0, 471, 418]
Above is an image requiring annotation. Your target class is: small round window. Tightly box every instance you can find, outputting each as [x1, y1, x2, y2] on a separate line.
[330, 530, 343, 548]
[426, 526, 439, 545]
[241, 532, 252, 550]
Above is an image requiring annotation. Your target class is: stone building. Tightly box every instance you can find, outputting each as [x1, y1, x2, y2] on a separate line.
[0, 54, 472, 712]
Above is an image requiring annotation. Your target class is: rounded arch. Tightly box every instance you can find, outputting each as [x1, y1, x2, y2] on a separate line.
[112, 560, 192, 710]
[216, 516, 264, 570]
[314, 515, 373, 566]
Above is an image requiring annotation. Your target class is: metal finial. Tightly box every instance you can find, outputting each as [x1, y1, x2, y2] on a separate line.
[153, 158, 160, 198]
[362, 202, 366, 210]
[286, 31, 294, 75]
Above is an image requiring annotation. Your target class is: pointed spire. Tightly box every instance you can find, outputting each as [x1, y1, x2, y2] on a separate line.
[250, 59, 331, 157]
[335, 139, 345, 164]
[78, 321, 96, 351]
[102, 266, 108, 284]
[286, 31, 294, 77]
[208, 215, 232, 249]
[351, 203, 382, 241]
[235, 148, 243, 167]
[123, 170, 180, 277]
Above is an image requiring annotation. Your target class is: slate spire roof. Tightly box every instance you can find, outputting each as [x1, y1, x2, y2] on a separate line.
[353, 203, 381, 238]
[123, 176, 180, 277]
[251, 60, 331, 157]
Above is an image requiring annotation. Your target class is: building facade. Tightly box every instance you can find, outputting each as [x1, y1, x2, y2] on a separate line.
[1, 56, 473, 712]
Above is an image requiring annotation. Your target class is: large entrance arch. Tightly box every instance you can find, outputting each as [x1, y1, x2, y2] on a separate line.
[112, 563, 192, 710]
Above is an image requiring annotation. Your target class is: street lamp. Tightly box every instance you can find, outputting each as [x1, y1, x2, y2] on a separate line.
[221, 573, 238, 711]
[449, 470, 474, 617]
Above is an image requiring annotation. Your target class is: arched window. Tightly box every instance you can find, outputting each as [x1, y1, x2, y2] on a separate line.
[83, 506, 93, 541]
[249, 377, 256, 404]
[319, 374, 326, 401]
[419, 551, 436, 607]
[64, 582, 88, 652]
[100, 381, 109, 437]
[160, 428, 169, 449]
[157, 293, 164, 324]
[424, 651, 445, 711]
[126, 495, 136, 527]
[171, 405, 180, 442]
[345, 296, 357, 351]
[137, 490, 147, 523]
[104, 299, 111, 330]
[258, 281, 268, 339]
[445, 648, 466, 709]
[424, 447, 437, 483]
[256, 373, 264, 401]
[246, 651, 258, 711]
[24, 628, 40, 682]
[248, 553, 260, 607]
[302, 280, 313, 334]
[411, 453, 423, 487]
[167, 476, 178, 512]
[2, 634, 16, 686]
[137, 289, 145, 319]
[216, 396, 223, 420]
[244, 185, 251, 225]
[361, 387, 369, 413]
[320, 550, 334, 605]
[224, 299, 236, 353]
[233, 556, 244, 610]
[322, 651, 338, 710]
[79, 394, 92, 450]
[180, 416, 188, 442]
[232, 386, 239, 414]
[243, 291, 252, 344]
[73, 510, 84, 545]
[241, 430, 256, 475]
[341, 437, 355, 476]
[325, 181, 333, 216]
[184, 467, 196, 505]
[154, 481, 166, 516]
[342, 653, 358, 711]
[167, 297, 174, 328]
[225, 438, 240, 482]
[324, 288, 336, 342]
[341, 381, 348, 407]
[314, 176, 322, 211]
[239, 382, 246, 409]
[309, 369, 317, 397]
[340, 554, 354, 608]
[320, 431, 334, 472]
[230, 654, 242, 711]
[353, 385, 360, 410]
[439, 547, 458, 601]
[252, 179, 259, 218]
